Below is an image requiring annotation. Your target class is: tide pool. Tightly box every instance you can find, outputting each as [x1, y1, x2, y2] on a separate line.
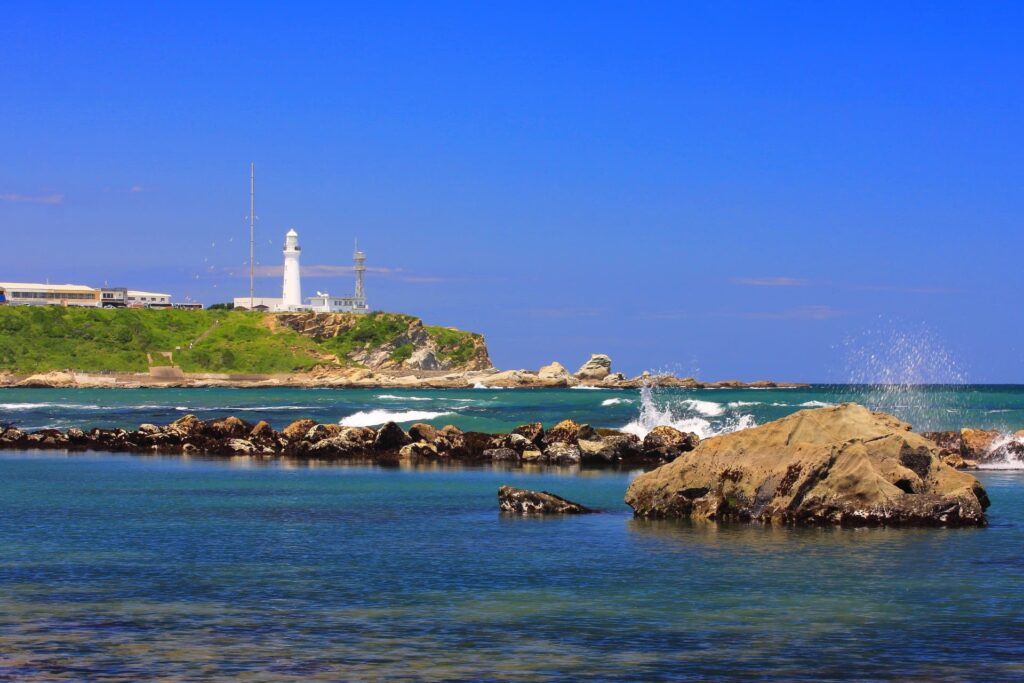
[1, 453, 1022, 681]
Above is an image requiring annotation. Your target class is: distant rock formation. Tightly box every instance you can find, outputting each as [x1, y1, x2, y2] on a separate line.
[574, 354, 612, 381]
[538, 361, 571, 381]
[626, 403, 990, 527]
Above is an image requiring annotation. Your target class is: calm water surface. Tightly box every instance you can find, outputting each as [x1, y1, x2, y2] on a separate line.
[1, 453, 1023, 681]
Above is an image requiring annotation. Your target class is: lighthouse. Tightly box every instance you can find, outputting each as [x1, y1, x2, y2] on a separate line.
[232, 226, 368, 313]
[281, 228, 302, 309]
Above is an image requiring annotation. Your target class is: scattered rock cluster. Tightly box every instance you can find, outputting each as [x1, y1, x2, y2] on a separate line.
[0, 415, 699, 466]
[626, 403, 991, 527]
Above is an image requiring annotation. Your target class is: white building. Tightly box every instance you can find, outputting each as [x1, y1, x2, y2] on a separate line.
[234, 229, 369, 314]
[0, 282, 101, 307]
[307, 292, 369, 313]
[127, 290, 172, 308]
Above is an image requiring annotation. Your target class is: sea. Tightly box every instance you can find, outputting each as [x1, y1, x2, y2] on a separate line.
[2, 385, 1024, 680]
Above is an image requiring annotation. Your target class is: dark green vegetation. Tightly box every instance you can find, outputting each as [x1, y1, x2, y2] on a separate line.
[316, 312, 418, 361]
[425, 325, 479, 365]
[0, 307, 485, 374]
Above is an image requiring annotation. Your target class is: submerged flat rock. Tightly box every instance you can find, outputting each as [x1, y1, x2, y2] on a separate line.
[498, 485, 596, 514]
[625, 403, 990, 527]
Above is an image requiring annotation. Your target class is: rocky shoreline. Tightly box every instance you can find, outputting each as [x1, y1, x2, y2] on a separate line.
[0, 406, 1016, 472]
[0, 354, 807, 390]
[0, 414, 697, 468]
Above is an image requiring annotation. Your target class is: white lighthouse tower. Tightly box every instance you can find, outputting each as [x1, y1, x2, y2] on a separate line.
[281, 228, 302, 309]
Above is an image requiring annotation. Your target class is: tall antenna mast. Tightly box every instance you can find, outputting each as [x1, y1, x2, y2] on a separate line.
[249, 162, 255, 309]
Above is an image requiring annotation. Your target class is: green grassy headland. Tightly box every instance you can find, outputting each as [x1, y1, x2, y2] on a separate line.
[0, 307, 484, 374]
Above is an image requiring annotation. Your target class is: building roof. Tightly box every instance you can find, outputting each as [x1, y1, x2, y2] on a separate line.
[286, 228, 298, 237]
[0, 282, 97, 292]
[127, 290, 171, 298]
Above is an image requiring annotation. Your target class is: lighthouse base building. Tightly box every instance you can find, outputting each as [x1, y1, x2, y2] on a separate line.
[233, 228, 369, 313]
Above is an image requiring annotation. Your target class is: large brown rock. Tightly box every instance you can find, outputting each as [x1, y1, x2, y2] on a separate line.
[282, 418, 318, 441]
[408, 423, 438, 443]
[625, 403, 990, 527]
[512, 422, 545, 445]
[207, 416, 251, 438]
[498, 485, 596, 514]
[166, 414, 203, 438]
[544, 419, 582, 445]
[373, 421, 412, 450]
[642, 425, 699, 461]
[960, 428, 1000, 458]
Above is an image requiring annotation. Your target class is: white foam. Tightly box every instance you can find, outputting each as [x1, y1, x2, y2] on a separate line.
[727, 401, 761, 408]
[601, 398, 633, 406]
[0, 403, 58, 410]
[570, 385, 606, 390]
[681, 399, 724, 417]
[618, 386, 756, 439]
[976, 434, 1024, 470]
[339, 409, 454, 427]
[799, 400, 833, 408]
[377, 394, 432, 402]
[0, 402, 102, 410]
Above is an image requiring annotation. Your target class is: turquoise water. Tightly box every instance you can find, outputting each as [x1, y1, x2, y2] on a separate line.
[0, 453, 1022, 681]
[3, 384, 1024, 434]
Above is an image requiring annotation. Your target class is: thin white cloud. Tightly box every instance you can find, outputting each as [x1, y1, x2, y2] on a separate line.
[742, 305, 843, 321]
[524, 307, 605, 319]
[846, 283, 960, 295]
[636, 310, 689, 320]
[0, 192, 64, 205]
[733, 276, 958, 294]
[129, 185, 147, 193]
[732, 276, 807, 287]
[227, 263, 449, 283]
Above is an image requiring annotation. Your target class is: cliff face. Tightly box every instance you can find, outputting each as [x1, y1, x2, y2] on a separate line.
[275, 312, 492, 372]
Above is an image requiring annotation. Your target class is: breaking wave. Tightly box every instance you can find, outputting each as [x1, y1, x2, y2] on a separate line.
[601, 398, 633, 406]
[0, 403, 102, 411]
[339, 409, 454, 427]
[680, 399, 724, 417]
[799, 400, 833, 408]
[377, 394, 433, 402]
[570, 386, 606, 390]
[619, 385, 756, 439]
[976, 434, 1024, 470]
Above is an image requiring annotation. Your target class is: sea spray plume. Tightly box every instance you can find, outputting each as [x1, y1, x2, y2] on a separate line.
[978, 433, 1024, 470]
[839, 322, 968, 431]
[619, 377, 756, 439]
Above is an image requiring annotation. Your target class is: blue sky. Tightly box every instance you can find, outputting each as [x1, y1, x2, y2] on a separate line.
[2, 2, 1022, 381]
